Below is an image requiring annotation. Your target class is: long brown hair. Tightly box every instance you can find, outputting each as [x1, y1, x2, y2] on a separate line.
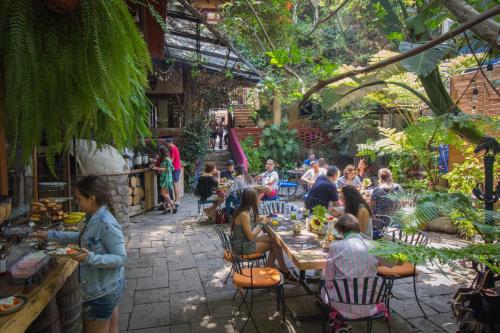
[235, 164, 253, 185]
[76, 175, 115, 216]
[232, 189, 259, 229]
[342, 185, 372, 217]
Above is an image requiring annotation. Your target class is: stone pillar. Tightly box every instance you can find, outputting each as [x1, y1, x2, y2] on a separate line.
[97, 174, 129, 225]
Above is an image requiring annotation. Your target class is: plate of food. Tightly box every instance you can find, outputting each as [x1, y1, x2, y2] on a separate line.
[45, 247, 83, 258]
[0, 295, 27, 315]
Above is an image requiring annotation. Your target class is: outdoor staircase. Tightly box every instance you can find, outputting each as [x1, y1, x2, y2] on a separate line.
[205, 149, 232, 171]
[233, 108, 255, 128]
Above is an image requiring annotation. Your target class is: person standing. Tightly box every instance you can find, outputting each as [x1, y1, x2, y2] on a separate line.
[34, 176, 126, 333]
[209, 117, 218, 149]
[217, 118, 225, 150]
[152, 147, 176, 214]
[165, 138, 181, 207]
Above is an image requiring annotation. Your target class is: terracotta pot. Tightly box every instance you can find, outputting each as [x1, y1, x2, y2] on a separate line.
[424, 217, 458, 234]
[45, 0, 80, 14]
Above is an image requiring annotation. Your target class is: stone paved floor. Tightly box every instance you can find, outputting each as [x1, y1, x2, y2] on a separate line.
[119, 194, 474, 333]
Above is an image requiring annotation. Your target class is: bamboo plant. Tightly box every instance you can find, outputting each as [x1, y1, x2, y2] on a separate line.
[0, 0, 152, 163]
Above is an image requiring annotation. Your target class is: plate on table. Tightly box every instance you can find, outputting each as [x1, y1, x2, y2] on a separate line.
[45, 247, 83, 258]
[0, 295, 27, 315]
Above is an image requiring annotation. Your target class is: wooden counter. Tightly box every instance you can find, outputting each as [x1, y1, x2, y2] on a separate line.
[0, 257, 79, 333]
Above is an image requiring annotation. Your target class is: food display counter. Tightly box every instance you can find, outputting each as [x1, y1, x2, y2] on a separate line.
[0, 257, 79, 333]
[0, 197, 85, 333]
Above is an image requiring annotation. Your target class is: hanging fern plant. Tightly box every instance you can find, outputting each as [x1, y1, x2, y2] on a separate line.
[0, 0, 152, 162]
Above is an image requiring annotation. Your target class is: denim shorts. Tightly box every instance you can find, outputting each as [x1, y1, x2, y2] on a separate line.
[172, 170, 181, 182]
[82, 279, 124, 321]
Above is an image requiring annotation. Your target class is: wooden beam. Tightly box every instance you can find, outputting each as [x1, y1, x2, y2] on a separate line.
[32, 148, 38, 202]
[0, 80, 7, 196]
[176, 0, 263, 78]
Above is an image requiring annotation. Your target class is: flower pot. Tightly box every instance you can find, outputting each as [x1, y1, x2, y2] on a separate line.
[45, 0, 80, 14]
[424, 217, 458, 234]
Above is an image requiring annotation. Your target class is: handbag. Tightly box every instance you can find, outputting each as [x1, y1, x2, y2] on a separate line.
[215, 208, 228, 225]
[452, 269, 500, 330]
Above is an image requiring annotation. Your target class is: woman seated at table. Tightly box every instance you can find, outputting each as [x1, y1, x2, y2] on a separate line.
[231, 189, 296, 282]
[322, 214, 389, 330]
[337, 164, 362, 190]
[301, 160, 327, 188]
[195, 162, 224, 219]
[341, 185, 373, 239]
[225, 165, 254, 214]
[370, 168, 404, 216]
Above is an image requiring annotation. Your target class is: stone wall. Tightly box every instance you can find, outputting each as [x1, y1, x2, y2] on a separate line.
[98, 174, 129, 225]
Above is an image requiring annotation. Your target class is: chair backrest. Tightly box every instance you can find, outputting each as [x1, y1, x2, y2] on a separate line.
[221, 240, 245, 274]
[260, 201, 299, 216]
[372, 215, 393, 231]
[323, 277, 393, 306]
[390, 229, 429, 246]
[213, 225, 231, 249]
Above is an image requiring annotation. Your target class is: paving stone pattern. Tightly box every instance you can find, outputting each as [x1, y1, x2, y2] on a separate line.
[119, 194, 473, 333]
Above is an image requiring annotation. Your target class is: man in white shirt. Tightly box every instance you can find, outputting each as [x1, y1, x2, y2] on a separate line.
[255, 159, 279, 199]
[301, 160, 327, 187]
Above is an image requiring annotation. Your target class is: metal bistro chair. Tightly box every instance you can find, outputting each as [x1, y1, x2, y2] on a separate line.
[372, 215, 393, 240]
[278, 182, 298, 202]
[213, 225, 267, 285]
[223, 240, 286, 333]
[321, 277, 394, 333]
[377, 229, 429, 317]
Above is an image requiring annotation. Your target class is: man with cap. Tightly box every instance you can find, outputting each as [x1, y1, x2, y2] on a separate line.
[220, 159, 235, 181]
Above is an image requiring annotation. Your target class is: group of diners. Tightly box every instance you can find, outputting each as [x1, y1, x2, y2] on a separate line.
[224, 187, 397, 331]
[195, 158, 282, 219]
[302, 160, 403, 239]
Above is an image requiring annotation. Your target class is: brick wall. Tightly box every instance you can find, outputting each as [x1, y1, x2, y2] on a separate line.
[450, 65, 500, 117]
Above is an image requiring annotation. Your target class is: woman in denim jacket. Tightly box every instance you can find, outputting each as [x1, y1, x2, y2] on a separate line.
[34, 175, 127, 333]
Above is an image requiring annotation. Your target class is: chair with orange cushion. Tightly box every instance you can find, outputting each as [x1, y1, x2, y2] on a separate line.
[223, 240, 286, 332]
[213, 225, 267, 284]
[377, 229, 429, 317]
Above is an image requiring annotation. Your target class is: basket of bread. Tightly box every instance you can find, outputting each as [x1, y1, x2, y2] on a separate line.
[30, 199, 69, 223]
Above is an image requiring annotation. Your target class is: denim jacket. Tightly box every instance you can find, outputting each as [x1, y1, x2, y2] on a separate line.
[48, 206, 127, 301]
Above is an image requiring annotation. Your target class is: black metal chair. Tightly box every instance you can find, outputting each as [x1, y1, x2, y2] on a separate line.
[223, 240, 286, 333]
[213, 225, 267, 284]
[372, 215, 393, 240]
[321, 277, 394, 333]
[377, 229, 429, 317]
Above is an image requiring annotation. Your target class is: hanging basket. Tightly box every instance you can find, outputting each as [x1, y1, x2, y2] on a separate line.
[45, 0, 80, 14]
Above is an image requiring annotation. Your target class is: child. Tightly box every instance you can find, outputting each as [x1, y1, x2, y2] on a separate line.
[34, 175, 126, 333]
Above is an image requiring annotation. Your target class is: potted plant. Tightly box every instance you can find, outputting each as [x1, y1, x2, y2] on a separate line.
[310, 205, 327, 235]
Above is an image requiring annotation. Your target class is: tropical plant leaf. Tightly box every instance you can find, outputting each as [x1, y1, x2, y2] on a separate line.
[399, 42, 456, 77]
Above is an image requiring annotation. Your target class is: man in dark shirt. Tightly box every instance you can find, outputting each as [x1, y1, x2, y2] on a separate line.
[305, 166, 340, 209]
[219, 159, 234, 180]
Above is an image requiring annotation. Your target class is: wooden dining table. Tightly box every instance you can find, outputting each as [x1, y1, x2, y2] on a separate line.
[264, 217, 329, 293]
